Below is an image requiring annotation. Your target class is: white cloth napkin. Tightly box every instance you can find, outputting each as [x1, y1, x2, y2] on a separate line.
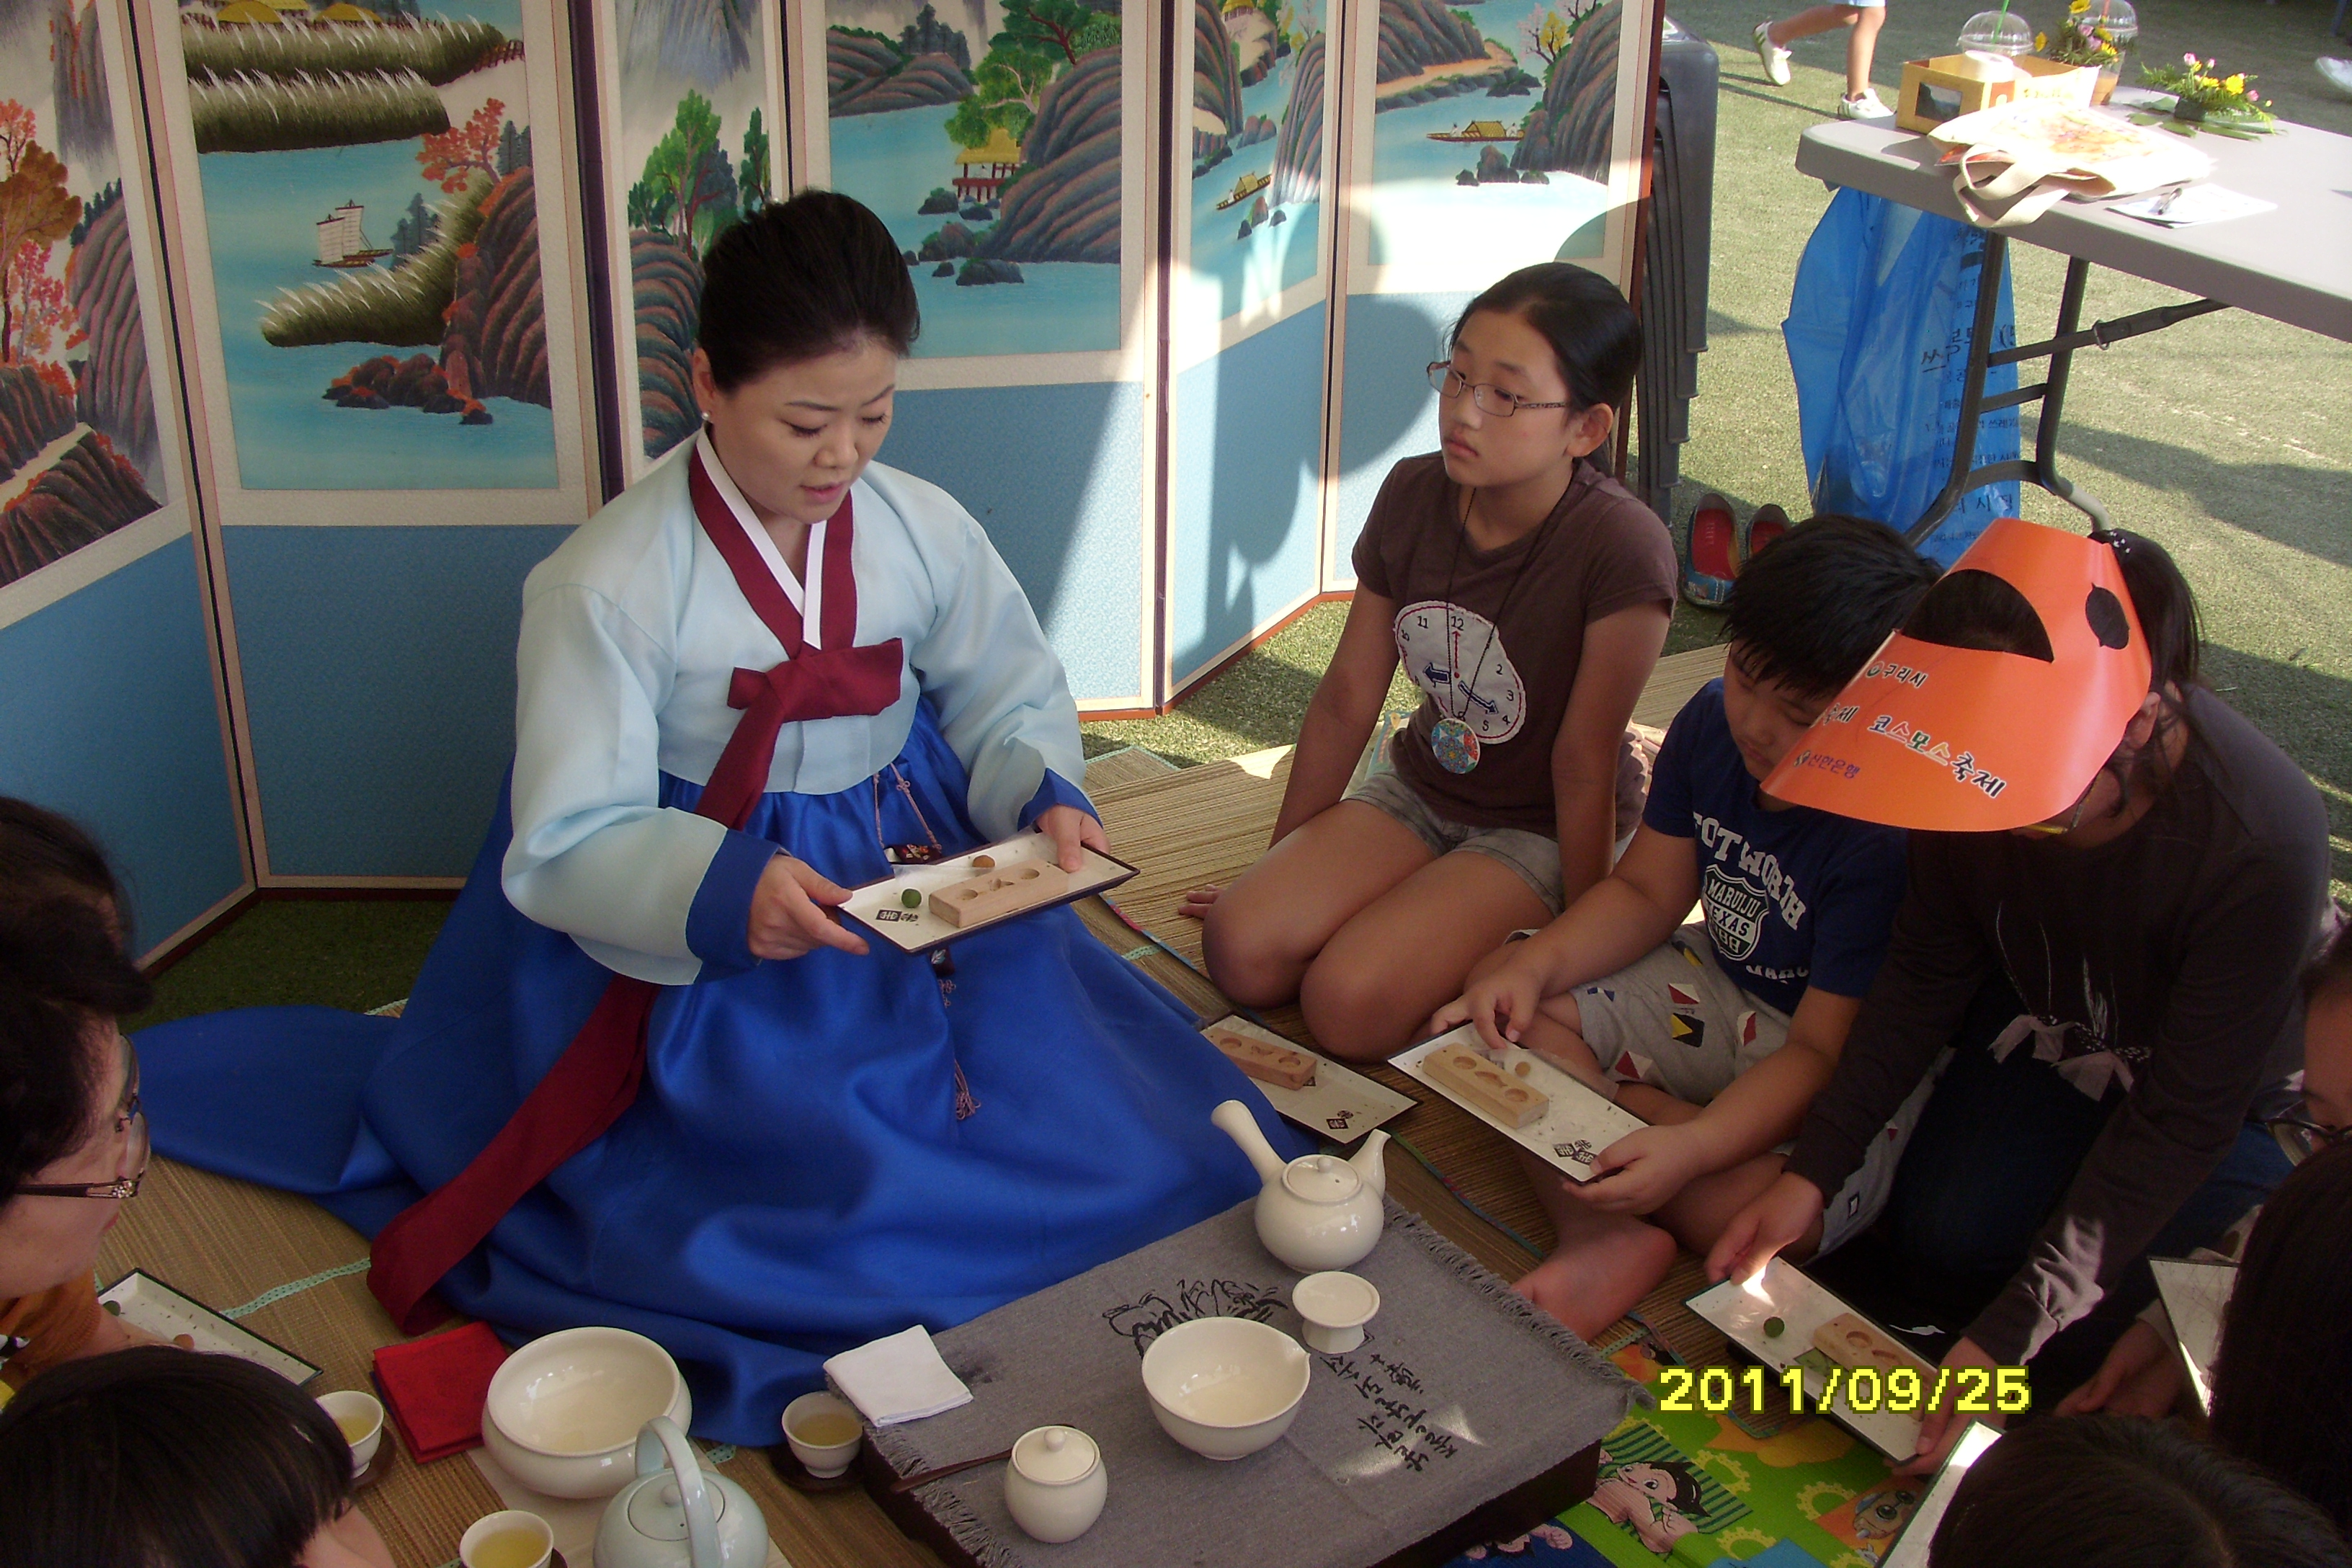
[824, 1326, 974, 1426]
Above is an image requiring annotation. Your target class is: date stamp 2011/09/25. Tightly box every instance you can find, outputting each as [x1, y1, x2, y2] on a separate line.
[1656, 1363, 2032, 1418]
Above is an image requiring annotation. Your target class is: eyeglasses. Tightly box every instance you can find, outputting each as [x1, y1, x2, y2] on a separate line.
[13, 1033, 148, 1202]
[1425, 363, 1570, 418]
[2266, 1114, 2349, 1162]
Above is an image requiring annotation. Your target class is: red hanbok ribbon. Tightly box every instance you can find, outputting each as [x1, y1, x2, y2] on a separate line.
[368, 447, 903, 1334]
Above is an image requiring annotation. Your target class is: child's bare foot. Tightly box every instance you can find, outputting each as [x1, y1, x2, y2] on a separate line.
[1178, 884, 1221, 919]
[1513, 1220, 1678, 1343]
[1515, 1252, 1618, 1342]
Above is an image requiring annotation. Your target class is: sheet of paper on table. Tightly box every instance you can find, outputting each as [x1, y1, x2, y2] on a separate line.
[1203, 1015, 1415, 1143]
[2150, 1255, 2237, 1412]
[839, 832, 1135, 954]
[1881, 1420, 2003, 1568]
[97, 1270, 320, 1385]
[1685, 1258, 1931, 1462]
[468, 1446, 790, 1567]
[2111, 184, 2276, 227]
[1391, 1025, 1647, 1180]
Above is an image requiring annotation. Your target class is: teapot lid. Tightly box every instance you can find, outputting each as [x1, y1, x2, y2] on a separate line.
[627, 1472, 730, 1541]
[1281, 1154, 1362, 1205]
[1012, 1425, 1099, 1485]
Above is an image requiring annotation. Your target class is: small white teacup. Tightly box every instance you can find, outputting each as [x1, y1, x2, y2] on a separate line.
[458, 1510, 553, 1568]
[317, 1389, 384, 1472]
[1293, 1270, 1382, 1355]
[783, 1390, 865, 1479]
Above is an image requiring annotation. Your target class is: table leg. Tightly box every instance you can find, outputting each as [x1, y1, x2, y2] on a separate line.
[1905, 231, 2010, 548]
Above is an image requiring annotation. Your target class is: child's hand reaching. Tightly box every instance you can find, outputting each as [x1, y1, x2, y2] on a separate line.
[1036, 804, 1109, 874]
[1568, 1125, 1702, 1216]
[2054, 1319, 2183, 1419]
[1427, 958, 1547, 1053]
[1178, 884, 1221, 919]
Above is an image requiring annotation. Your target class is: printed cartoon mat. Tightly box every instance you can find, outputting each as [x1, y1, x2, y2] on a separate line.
[1446, 1322, 1920, 1568]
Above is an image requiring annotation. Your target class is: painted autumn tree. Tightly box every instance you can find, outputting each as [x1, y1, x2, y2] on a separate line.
[419, 99, 507, 193]
[0, 110, 81, 365]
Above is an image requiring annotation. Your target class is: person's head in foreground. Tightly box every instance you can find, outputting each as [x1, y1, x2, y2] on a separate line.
[0, 1345, 392, 1568]
[1716, 512, 1940, 783]
[687, 189, 920, 527]
[1929, 1412, 2351, 1568]
[1435, 262, 1639, 496]
[0, 798, 153, 1309]
[1761, 520, 2199, 835]
[2208, 1139, 2352, 1532]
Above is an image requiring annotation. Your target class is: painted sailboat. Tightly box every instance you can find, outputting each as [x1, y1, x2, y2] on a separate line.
[1213, 169, 1271, 210]
[313, 202, 392, 269]
[1426, 119, 1523, 143]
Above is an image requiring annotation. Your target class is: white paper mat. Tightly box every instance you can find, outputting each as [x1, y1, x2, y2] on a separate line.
[2151, 1255, 2237, 1413]
[1391, 1026, 1647, 1180]
[1203, 1015, 1415, 1142]
[839, 831, 1133, 953]
[1685, 1259, 1930, 1462]
[97, 1270, 319, 1384]
[466, 1446, 789, 1567]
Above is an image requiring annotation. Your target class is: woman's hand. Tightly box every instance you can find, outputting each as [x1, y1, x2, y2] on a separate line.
[2055, 1319, 2183, 1419]
[1705, 1170, 1826, 1284]
[1569, 1126, 1703, 1216]
[747, 855, 870, 961]
[1901, 1337, 2008, 1476]
[1428, 955, 1549, 1052]
[1178, 885, 1221, 920]
[1038, 804, 1109, 873]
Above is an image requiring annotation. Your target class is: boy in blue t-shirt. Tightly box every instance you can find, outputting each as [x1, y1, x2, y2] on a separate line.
[1431, 515, 1940, 1338]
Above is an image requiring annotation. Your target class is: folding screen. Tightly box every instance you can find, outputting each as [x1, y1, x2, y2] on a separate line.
[135, 0, 602, 882]
[579, 0, 789, 489]
[0, 1, 245, 959]
[1327, 0, 1662, 583]
[1165, 0, 1339, 692]
[786, 0, 1159, 710]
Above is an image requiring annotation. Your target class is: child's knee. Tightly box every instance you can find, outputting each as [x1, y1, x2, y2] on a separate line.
[1299, 956, 1413, 1060]
[1202, 889, 1290, 1002]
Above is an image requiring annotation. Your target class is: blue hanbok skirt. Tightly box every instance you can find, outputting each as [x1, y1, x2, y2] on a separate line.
[139, 707, 1303, 1443]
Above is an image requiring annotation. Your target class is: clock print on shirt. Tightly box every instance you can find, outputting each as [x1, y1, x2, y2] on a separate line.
[1394, 600, 1528, 747]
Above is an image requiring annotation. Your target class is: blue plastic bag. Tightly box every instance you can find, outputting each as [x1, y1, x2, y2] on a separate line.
[1784, 187, 2021, 566]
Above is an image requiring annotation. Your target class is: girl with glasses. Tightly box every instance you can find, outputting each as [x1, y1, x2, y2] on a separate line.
[0, 800, 166, 1397]
[1190, 262, 1678, 1062]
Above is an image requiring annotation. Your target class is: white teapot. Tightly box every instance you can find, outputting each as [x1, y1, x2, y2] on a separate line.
[1211, 1100, 1389, 1272]
[593, 1417, 770, 1568]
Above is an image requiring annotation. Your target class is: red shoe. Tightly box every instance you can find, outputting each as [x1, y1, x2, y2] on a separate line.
[1739, 502, 1792, 567]
[1682, 491, 1737, 608]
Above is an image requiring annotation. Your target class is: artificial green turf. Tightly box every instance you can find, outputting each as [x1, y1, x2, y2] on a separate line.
[148, 0, 2348, 1018]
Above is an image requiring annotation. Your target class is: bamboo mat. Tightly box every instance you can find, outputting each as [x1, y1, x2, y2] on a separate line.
[92, 660, 1729, 1567]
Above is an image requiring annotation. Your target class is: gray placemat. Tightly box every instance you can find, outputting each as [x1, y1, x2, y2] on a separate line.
[854, 1200, 1640, 1568]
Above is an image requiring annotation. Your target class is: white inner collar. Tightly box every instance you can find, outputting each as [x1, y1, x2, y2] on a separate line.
[697, 427, 827, 651]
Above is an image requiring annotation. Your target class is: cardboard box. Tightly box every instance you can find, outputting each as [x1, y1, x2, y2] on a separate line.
[1897, 53, 2100, 133]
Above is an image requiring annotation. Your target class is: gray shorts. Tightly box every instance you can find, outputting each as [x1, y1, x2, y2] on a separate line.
[1570, 924, 1941, 1257]
[1343, 731, 1567, 916]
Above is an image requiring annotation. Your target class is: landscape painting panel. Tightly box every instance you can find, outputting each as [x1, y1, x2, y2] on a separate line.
[826, 0, 1122, 359]
[180, 0, 556, 490]
[0, 2, 167, 589]
[1366, 0, 1625, 270]
[1187, 0, 1325, 325]
[613, 0, 776, 466]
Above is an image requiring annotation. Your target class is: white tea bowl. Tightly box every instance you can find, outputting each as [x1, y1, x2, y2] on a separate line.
[317, 1389, 384, 1471]
[1140, 1317, 1310, 1461]
[482, 1326, 692, 1498]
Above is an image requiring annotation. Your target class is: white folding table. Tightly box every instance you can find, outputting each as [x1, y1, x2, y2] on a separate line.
[1794, 110, 2352, 543]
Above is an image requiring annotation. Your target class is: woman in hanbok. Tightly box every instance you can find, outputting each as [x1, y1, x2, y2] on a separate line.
[141, 193, 1300, 1443]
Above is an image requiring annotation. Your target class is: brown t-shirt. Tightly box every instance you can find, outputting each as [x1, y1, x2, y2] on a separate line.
[1352, 453, 1676, 834]
[0, 1275, 102, 1391]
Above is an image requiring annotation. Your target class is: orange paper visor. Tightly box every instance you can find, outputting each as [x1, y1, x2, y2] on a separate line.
[1761, 517, 2153, 832]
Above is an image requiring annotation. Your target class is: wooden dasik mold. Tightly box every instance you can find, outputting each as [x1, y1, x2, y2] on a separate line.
[1425, 1044, 1549, 1128]
[929, 861, 1070, 927]
[1208, 1028, 1317, 1090]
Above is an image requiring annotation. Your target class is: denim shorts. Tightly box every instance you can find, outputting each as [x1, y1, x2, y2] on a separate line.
[1342, 734, 1567, 916]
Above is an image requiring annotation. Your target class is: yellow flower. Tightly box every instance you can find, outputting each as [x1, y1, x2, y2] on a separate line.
[2069, 0, 2088, 12]
[2036, 30, 2048, 48]
[2223, 73, 2245, 94]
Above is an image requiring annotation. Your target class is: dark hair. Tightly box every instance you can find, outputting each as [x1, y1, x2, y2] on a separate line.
[1451, 262, 1640, 413]
[2209, 1141, 2352, 1531]
[1722, 514, 1940, 700]
[0, 1345, 355, 1568]
[696, 190, 919, 390]
[1, 799, 151, 1198]
[1930, 1414, 2351, 1568]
